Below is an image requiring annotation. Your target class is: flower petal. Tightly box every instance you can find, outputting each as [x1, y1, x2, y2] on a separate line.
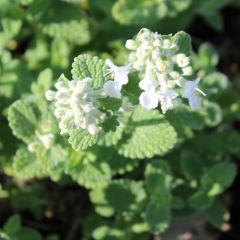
[103, 80, 122, 99]
[139, 91, 158, 109]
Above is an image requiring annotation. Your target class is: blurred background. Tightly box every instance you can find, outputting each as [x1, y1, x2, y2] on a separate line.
[0, 0, 240, 240]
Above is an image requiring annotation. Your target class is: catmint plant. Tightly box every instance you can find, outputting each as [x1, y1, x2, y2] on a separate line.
[5, 27, 238, 239]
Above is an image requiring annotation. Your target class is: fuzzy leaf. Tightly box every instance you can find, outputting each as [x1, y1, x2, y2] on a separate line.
[172, 31, 192, 56]
[118, 107, 177, 159]
[65, 151, 112, 189]
[201, 101, 222, 127]
[68, 128, 99, 151]
[13, 147, 45, 179]
[112, 0, 191, 25]
[71, 54, 111, 90]
[39, 1, 90, 45]
[8, 99, 38, 143]
[90, 180, 146, 217]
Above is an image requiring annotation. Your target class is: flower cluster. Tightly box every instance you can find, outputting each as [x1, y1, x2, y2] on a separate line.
[124, 28, 205, 113]
[45, 75, 106, 135]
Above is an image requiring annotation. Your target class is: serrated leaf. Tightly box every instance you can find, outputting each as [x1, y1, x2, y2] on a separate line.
[201, 101, 222, 127]
[172, 31, 192, 56]
[145, 199, 170, 234]
[166, 106, 204, 131]
[65, 151, 112, 189]
[39, 1, 90, 45]
[68, 128, 99, 151]
[71, 54, 111, 90]
[118, 107, 177, 159]
[202, 72, 228, 96]
[112, 0, 191, 25]
[90, 180, 146, 217]
[8, 99, 38, 143]
[13, 147, 46, 179]
[98, 126, 124, 147]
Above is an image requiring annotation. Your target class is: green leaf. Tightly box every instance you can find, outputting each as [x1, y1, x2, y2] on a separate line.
[90, 180, 146, 217]
[39, 1, 90, 45]
[8, 99, 38, 143]
[31, 68, 53, 96]
[202, 162, 236, 197]
[112, 0, 191, 25]
[172, 31, 192, 56]
[13, 147, 46, 179]
[206, 199, 225, 228]
[118, 107, 177, 159]
[112, 0, 168, 25]
[68, 128, 99, 151]
[198, 43, 219, 69]
[201, 101, 222, 127]
[202, 72, 228, 96]
[3, 215, 21, 236]
[145, 160, 172, 234]
[97, 126, 124, 147]
[180, 150, 204, 180]
[166, 106, 205, 131]
[71, 54, 111, 90]
[145, 199, 170, 234]
[17, 227, 42, 240]
[189, 162, 237, 210]
[65, 151, 112, 189]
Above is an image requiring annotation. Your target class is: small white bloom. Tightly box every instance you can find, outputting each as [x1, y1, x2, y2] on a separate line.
[182, 66, 193, 76]
[125, 39, 136, 50]
[176, 53, 189, 68]
[139, 63, 158, 91]
[105, 59, 130, 85]
[159, 81, 178, 113]
[45, 90, 56, 101]
[139, 90, 159, 110]
[183, 78, 206, 110]
[103, 80, 122, 99]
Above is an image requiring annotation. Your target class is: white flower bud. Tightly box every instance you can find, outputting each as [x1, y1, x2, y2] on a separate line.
[45, 90, 56, 101]
[125, 39, 136, 50]
[176, 53, 189, 67]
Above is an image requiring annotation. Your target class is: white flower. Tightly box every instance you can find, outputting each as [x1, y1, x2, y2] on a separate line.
[159, 81, 178, 113]
[103, 80, 122, 99]
[46, 75, 105, 135]
[175, 53, 189, 67]
[139, 63, 158, 91]
[105, 59, 130, 85]
[183, 78, 206, 110]
[139, 90, 159, 110]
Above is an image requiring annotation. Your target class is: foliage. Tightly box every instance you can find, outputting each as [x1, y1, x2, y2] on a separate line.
[0, 0, 239, 239]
